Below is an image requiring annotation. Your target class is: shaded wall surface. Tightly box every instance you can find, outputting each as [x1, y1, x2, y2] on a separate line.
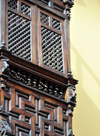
[70, 0, 100, 136]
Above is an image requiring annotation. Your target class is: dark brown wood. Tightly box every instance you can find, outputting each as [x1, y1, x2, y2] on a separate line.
[0, 0, 77, 136]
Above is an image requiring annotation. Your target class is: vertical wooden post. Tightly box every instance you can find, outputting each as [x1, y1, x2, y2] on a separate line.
[0, 0, 6, 46]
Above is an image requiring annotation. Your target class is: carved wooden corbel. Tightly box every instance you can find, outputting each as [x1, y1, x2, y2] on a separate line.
[69, 85, 76, 100]
[1, 58, 9, 73]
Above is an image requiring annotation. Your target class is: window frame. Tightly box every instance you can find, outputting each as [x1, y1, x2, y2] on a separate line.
[5, 0, 68, 77]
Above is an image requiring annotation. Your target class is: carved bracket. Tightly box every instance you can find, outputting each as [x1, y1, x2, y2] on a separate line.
[69, 85, 76, 100]
[1, 58, 9, 73]
[66, 82, 76, 104]
[63, 0, 74, 20]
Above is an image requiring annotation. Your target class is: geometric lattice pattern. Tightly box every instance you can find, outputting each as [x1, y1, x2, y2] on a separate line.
[41, 26, 64, 72]
[40, 12, 49, 26]
[2, 84, 69, 136]
[21, 3, 31, 17]
[8, 0, 18, 10]
[52, 18, 61, 31]
[8, 11, 31, 61]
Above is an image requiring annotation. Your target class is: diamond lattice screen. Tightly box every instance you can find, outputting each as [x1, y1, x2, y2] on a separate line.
[21, 3, 31, 17]
[8, 11, 31, 61]
[52, 18, 61, 31]
[8, 0, 18, 10]
[41, 26, 64, 73]
[40, 12, 49, 26]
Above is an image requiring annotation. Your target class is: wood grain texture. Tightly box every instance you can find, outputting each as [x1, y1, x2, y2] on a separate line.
[0, 0, 77, 136]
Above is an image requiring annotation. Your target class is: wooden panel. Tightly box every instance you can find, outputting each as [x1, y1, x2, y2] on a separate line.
[1, 81, 72, 136]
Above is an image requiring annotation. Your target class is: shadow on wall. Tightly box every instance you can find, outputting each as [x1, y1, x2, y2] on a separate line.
[75, 0, 86, 7]
[71, 44, 100, 136]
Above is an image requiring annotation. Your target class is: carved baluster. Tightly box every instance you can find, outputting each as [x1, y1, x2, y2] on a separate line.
[38, 78, 43, 90]
[27, 74, 32, 86]
[16, 69, 21, 81]
[10, 67, 15, 79]
[7, 68, 11, 77]
[33, 76, 37, 88]
[54, 85, 59, 97]
[22, 72, 26, 84]
[43, 81, 48, 93]
[49, 83, 53, 95]
[59, 87, 64, 99]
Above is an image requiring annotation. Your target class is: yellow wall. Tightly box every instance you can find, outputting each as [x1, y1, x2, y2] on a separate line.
[70, 0, 100, 135]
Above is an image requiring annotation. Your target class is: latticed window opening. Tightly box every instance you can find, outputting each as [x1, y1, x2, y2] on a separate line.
[40, 12, 49, 26]
[41, 26, 64, 73]
[40, 11, 64, 73]
[21, 3, 31, 17]
[8, 0, 18, 10]
[52, 18, 61, 31]
[8, 11, 32, 61]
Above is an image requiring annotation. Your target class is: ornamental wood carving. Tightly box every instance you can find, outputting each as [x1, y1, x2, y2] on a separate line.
[0, 0, 77, 135]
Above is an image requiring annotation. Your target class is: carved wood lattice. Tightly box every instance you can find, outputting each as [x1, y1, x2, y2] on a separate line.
[41, 26, 63, 73]
[8, 0, 32, 61]
[8, 11, 31, 61]
[21, 2, 31, 17]
[40, 12, 64, 73]
[52, 18, 61, 31]
[8, 0, 18, 10]
[40, 12, 49, 26]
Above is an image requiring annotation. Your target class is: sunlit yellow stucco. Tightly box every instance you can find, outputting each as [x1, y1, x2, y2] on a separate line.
[70, 0, 100, 135]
